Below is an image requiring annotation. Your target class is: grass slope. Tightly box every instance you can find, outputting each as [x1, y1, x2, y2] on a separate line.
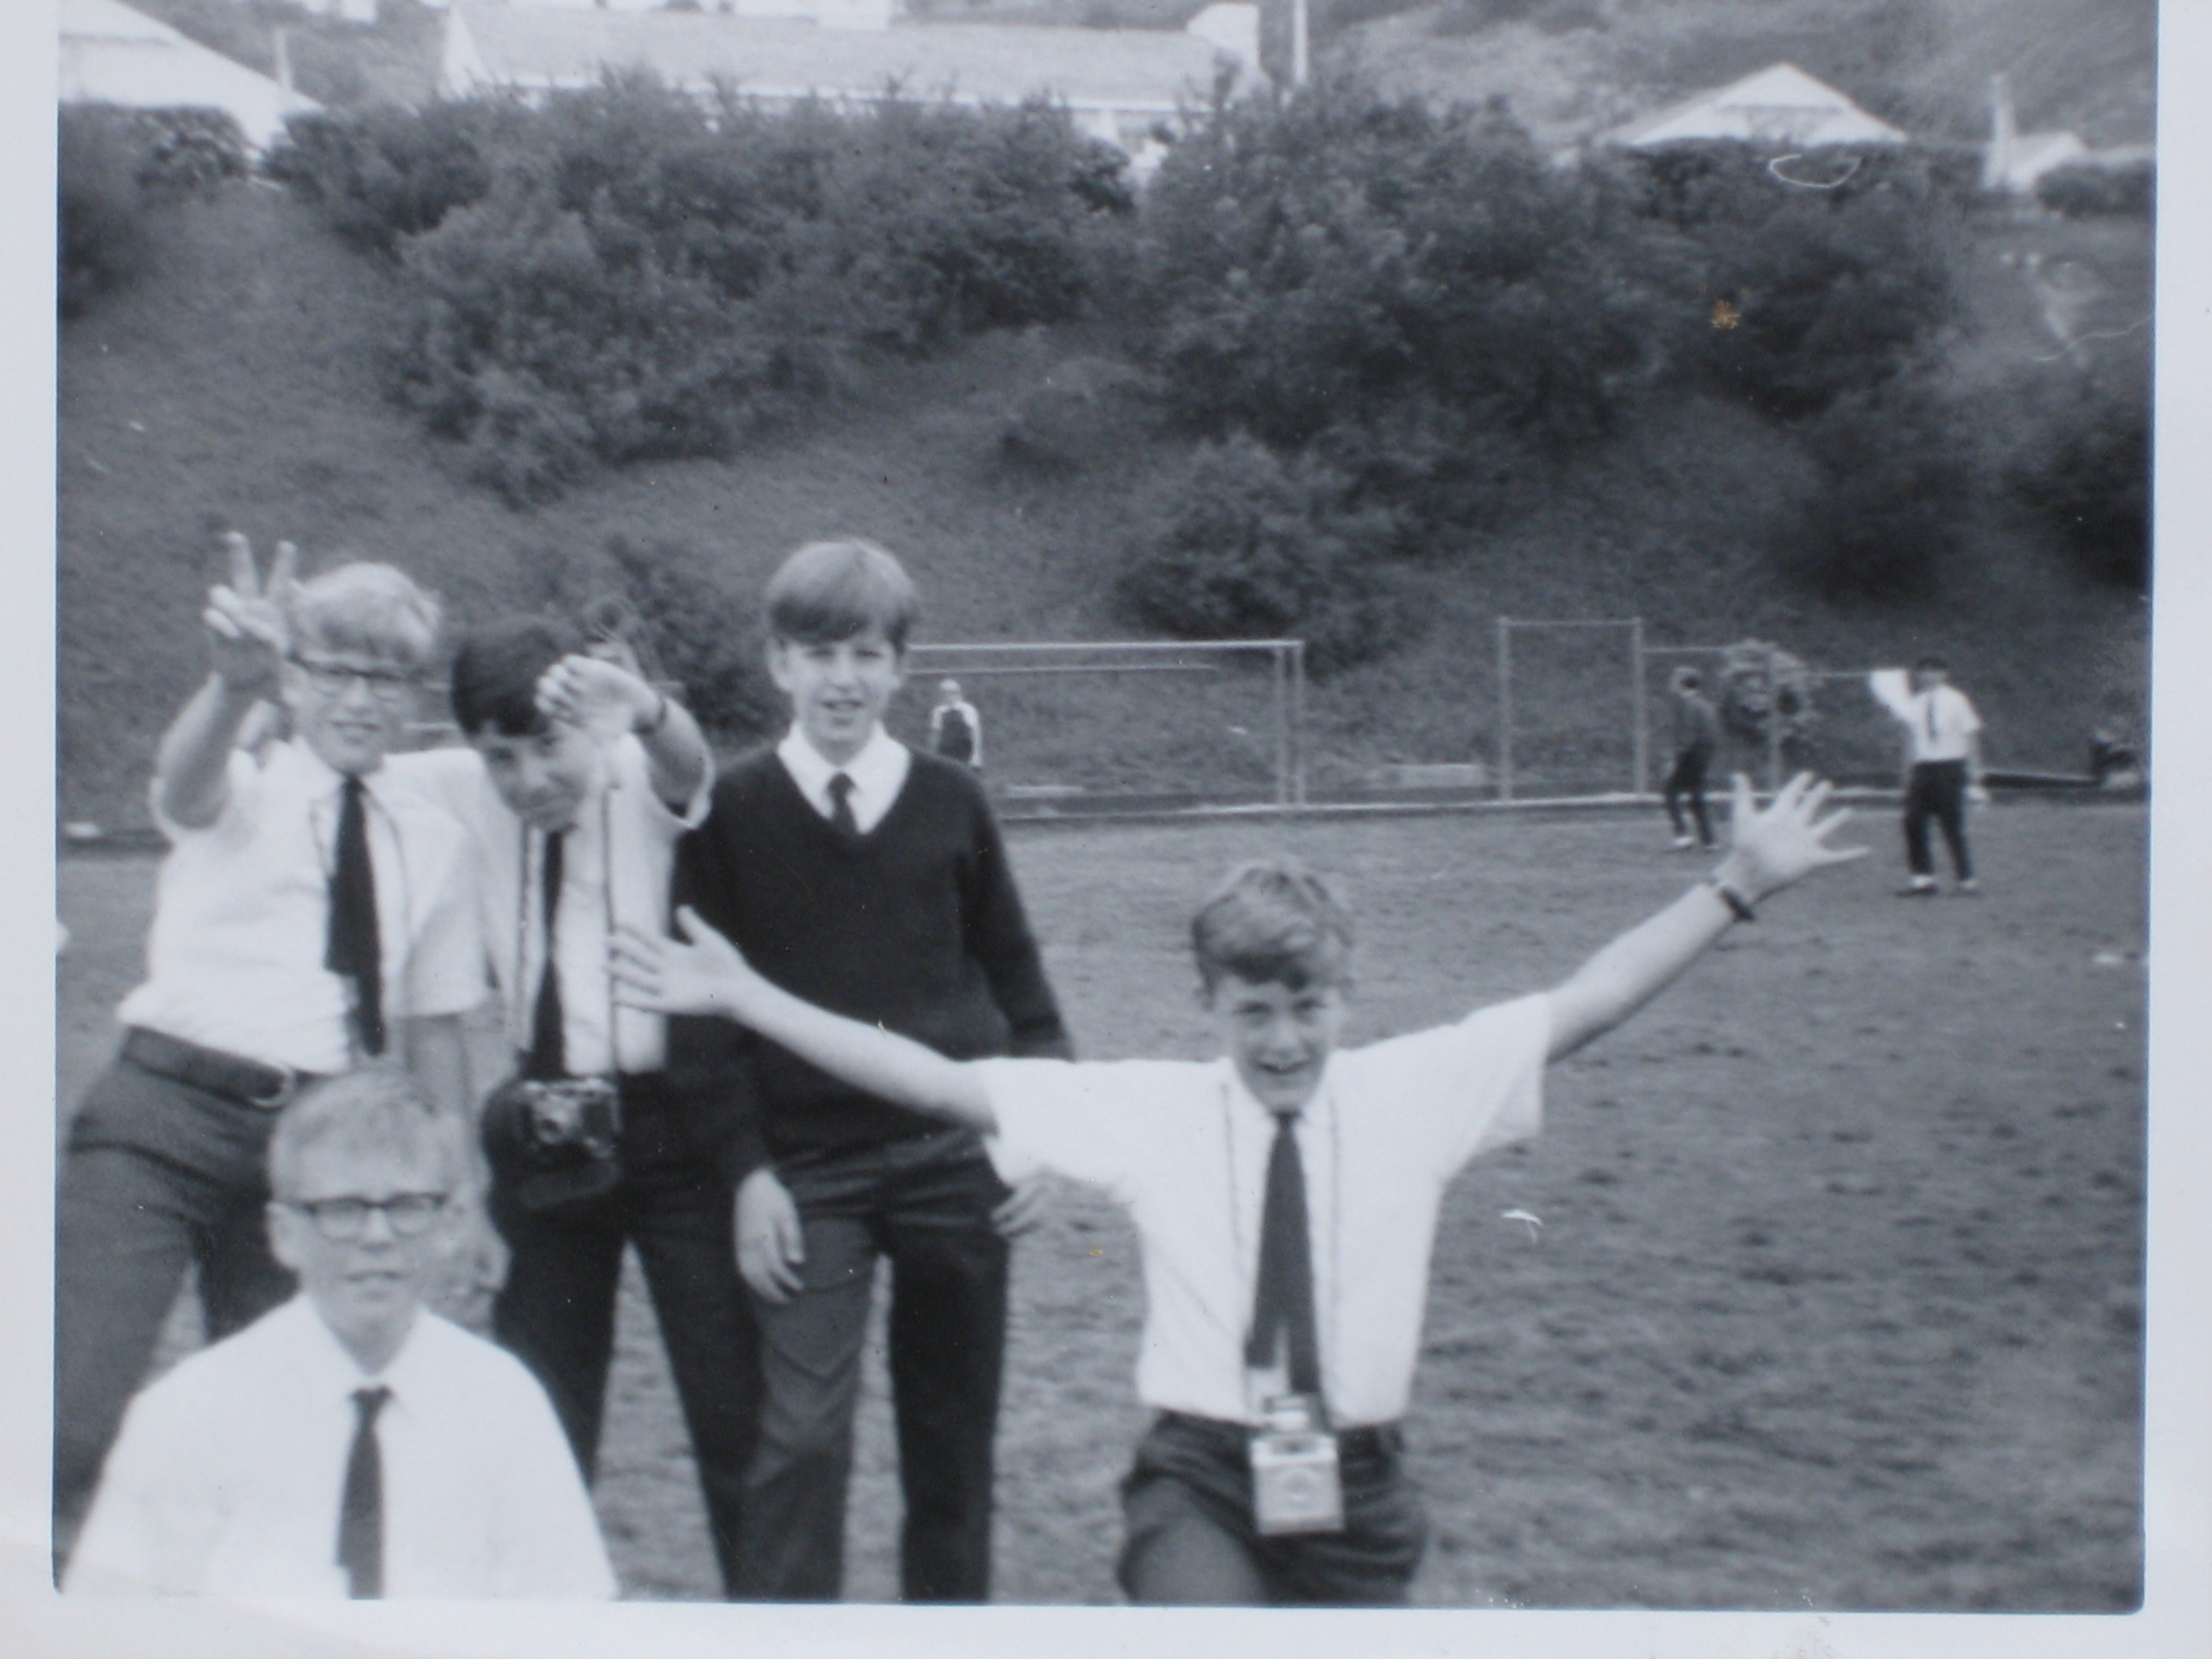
[58, 184, 2146, 828]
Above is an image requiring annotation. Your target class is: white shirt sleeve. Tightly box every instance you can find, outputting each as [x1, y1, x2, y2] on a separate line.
[612, 732, 712, 834]
[974, 1058, 1192, 1200]
[146, 747, 262, 847]
[65, 1384, 220, 1594]
[403, 840, 490, 1020]
[1347, 992, 1552, 1177]
[482, 1356, 619, 1599]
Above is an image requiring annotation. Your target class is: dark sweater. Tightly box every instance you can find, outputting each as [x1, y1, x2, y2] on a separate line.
[667, 745, 1071, 1173]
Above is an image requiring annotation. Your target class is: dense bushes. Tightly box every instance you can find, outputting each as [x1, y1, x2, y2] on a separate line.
[270, 78, 1133, 501]
[2036, 160, 2154, 220]
[1784, 372, 1974, 598]
[59, 105, 248, 318]
[1118, 435, 1413, 671]
[2003, 369, 2150, 589]
[1138, 81, 1670, 516]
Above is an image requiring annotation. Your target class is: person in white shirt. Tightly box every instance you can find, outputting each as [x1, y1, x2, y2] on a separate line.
[928, 678, 982, 770]
[1887, 655, 1986, 896]
[67, 1067, 616, 1599]
[611, 772, 1864, 1604]
[383, 615, 760, 1598]
[55, 538, 487, 1563]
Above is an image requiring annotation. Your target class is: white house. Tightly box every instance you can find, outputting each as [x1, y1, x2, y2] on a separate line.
[439, 0, 1258, 170]
[60, 0, 320, 148]
[1605, 62, 1906, 151]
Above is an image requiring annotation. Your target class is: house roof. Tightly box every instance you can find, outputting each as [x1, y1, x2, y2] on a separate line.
[60, 0, 318, 146]
[1606, 62, 1906, 150]
[446, 0, 1231, 115]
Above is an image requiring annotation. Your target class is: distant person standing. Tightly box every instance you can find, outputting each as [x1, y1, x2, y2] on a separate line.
[929, 678, 982, 771]
[1662, 667, 1720, 850]
[1884, 656, 1985, 896]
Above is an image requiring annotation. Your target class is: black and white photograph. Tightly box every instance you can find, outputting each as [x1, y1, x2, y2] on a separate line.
[19, 0, 2211, 1653]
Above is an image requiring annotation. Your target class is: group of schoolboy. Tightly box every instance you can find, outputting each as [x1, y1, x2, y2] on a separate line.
[58, 529, 1863, 1606]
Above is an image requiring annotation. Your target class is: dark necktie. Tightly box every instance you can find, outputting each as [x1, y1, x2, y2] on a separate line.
[1925, 693, 1938, 746]
[338, 1385, 392, 1599]
[1245, 1110, 1323, 1399]
[325, 776, 385, 1057]
[827, 771, 859, 838]
[526, 830, 565, 1080]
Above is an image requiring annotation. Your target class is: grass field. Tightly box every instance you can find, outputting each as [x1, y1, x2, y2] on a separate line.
[55, 796, 2146, 1610]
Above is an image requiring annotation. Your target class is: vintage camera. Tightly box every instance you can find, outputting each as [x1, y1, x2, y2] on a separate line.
[1249, 1394, 1345, 1537]
[516, 1076, 622, 1161]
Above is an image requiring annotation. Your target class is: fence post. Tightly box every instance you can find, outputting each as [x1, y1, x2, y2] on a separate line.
[1496, 616, 1514, 804]
[1290, 641, 1308, 809]
[1271, 645, 1289, 811]
[1630, 617, 1647, 798]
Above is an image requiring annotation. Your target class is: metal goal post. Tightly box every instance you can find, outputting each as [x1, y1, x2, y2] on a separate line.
[902, 639, 1308, 812]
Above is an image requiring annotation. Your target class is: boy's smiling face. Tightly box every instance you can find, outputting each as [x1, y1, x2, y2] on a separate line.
[769, 624, 907, 768]
[1209, 973, 1347, 1115]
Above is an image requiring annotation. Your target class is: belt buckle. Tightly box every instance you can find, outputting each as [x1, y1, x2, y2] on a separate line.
[244, 1061, 301, 1110]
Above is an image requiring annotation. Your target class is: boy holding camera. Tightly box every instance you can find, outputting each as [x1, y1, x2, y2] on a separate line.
[666, 539, 1071, 1601]
[616, 773, 1863, 1604]
[55, 538, 485, 1559]
[384, 615, 759, 1597]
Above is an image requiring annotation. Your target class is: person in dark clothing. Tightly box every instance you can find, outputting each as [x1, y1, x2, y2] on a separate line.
[929, 678, 982, 770]
[1663, 667, 1721, 850]
[667, 539, 1071, 1602]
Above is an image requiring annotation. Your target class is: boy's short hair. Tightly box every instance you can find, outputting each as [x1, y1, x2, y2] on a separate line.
[765, 540, 919, 649]
[268, 1066, 469, 1203]
[287, 563, 442, 673]
[449, 616, 584, 738]
[1192, 857, 1356, 995]
[1913, 655, 1948, 674]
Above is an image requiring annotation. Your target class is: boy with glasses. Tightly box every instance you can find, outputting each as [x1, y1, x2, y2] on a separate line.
[54, 536, 487, 1563]
[66, 1069, 614, 1598]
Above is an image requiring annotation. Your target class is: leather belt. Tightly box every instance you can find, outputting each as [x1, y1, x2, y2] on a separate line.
[122, 1027, 320, 1110]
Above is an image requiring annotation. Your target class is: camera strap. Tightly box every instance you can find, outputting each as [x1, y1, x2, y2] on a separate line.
[513, 778, 621, 1082]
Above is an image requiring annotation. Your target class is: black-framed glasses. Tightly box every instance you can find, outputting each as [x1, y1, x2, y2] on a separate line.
[287, 1192, 450, 1241]
[290, 655, 421, 706]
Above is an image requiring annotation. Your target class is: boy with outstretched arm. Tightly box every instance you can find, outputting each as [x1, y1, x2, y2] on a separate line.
[666, 539, 1069, 1601]
[616, 773, 1863, 1606]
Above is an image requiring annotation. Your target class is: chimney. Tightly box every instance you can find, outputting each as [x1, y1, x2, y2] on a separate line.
[1983, 73, 2017, 194]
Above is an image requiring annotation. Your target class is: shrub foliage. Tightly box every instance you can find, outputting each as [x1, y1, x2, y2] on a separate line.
[270, 77, 1133, 501]
[60, 104, 249, 318]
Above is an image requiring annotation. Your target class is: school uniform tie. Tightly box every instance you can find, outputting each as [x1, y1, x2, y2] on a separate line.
[526, 830, 566, 1080]
[1246, 1109, 1323, 1399]
[338, 1385, 392, 1599]
[1924, 693, 1937, 747]
[325, 775, 385, 1057]
[827, 771, 860, 839]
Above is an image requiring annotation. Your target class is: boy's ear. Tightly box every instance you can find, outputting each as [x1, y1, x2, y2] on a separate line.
[266, 1200, 305, 1274]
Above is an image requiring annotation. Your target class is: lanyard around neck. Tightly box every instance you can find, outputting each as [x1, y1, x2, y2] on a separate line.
[513, 785, 620, 1075]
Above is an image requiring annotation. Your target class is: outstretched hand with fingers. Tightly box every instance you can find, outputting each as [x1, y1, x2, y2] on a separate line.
[1720, 772, 1867, 902]
[610, 906, 757, 1021]
[203, 533, 298, 698]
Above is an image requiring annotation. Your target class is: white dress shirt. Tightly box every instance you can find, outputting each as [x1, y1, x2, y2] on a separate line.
[777, 723, 912, 835]
[976, 994, 1552, 1428]
[117, 741, 483, 1074]
[67, 1296, 616, 1599]
[386, 737, 710, 1076]
[1903, 685, 1982, 764]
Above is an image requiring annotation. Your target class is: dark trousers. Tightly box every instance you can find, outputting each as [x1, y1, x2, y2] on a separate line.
[1117, 1412, 1427, 1605]
[53, 1052, 299, 1554]
[1903, 759, 1972, 881]
[488, 1074, 760, 1599]
[1664, 742, 1714, 845]
[742, 1128, 1009, 1602]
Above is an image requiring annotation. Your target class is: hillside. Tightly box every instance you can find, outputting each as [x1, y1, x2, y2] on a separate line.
[1339, 0, 2156, 150]
[58, 184, 2146, 832]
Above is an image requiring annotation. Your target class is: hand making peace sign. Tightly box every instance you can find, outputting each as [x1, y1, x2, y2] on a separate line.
[202, 532, 299, 700]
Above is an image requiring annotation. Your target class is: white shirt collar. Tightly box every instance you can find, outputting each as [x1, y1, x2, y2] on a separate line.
[276, 736, 386, 802]
[777, 724, 910, 831]
[280, 1293, 425, 1394]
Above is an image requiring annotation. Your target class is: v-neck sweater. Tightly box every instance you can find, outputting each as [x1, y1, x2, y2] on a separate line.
[670, 745, 1071, 1166]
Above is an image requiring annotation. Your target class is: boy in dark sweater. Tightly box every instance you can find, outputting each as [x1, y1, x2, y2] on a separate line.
[670, 540, 1071, 1601]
